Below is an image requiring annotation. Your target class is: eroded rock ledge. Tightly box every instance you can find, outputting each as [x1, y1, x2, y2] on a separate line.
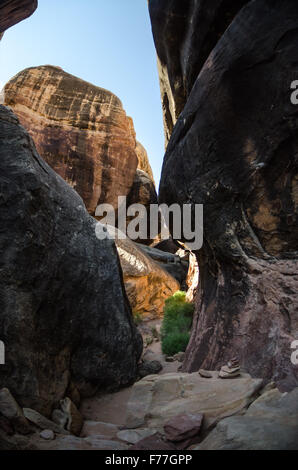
[4, 65, 138, 216]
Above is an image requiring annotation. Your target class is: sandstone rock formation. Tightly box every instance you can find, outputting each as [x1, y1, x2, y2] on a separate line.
[135, 141, 154, 183]
[0, 0, 37, 33]
[149, 0, 249, 143]
[196, 388, 298, 450]
[0, 105, 142, 415]
[125, 371, 263, 432]
[107, 228, 179, 319]
[126, 169, 158, 245]
[138, 243, 189, 287]
[185, 253, 199, 302]
[151, 0, 298, 390]
[3, 65, 138, 216]
[164, 413, 203, 444]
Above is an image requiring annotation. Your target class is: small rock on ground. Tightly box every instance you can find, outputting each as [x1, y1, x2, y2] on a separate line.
[164, 413, 203, 442]
[138, 360, 163, 378]
[40, 430, 55, 441]
[199, 369, 213, 378]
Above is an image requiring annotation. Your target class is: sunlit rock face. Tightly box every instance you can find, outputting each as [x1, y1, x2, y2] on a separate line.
[135, 141, 155, 183]
[186, 254, 199, 303]
[106, 227, 179, 320]
[0, 0, 37, 33]
[4, 65, 138, 216]
[150, 0, 298, 390]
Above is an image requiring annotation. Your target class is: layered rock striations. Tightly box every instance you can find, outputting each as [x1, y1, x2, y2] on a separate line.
[0, 105, 142, 415]
[3, 65, 138, 216]
[4, 65, 159, 246]
[107, 228, 179, 319]
[151, 0, 298, 389]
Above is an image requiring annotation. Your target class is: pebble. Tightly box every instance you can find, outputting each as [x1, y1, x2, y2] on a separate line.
[219, 357, 241, 379]
[40, 429, 55, 440]
[199, 369, 213, 378]
[219, 369, 240, 379]
[165, 356, 174, 362]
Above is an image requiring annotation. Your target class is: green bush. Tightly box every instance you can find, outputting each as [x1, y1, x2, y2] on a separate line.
[133, 312, 143, 326]
[162, 331, 191, 357]
[161, 291, 194, 356]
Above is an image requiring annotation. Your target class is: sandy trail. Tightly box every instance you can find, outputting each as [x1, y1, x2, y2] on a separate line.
[80, 319, 180, 434]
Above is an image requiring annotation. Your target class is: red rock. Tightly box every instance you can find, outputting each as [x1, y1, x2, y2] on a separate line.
[130, 433, 177, 451]
[164, 413, 203, 442]
[4, 65, 138, 216]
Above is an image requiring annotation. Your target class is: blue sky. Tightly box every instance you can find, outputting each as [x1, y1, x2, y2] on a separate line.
[0, 0, 164, 186]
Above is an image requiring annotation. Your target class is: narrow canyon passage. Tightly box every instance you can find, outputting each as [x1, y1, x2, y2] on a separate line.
[0, 0, 297, 452]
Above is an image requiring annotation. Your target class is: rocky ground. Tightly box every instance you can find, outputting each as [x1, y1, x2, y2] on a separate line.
[1, 320, 297, 450]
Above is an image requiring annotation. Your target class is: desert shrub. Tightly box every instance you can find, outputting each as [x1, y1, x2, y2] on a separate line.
[161, 291, 194, 356]
[133, 312, 143, 326]
[162, 331, 191, 357]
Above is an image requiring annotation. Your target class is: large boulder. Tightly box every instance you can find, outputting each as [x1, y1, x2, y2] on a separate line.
[125, 371, 263, 432]
[3, 65, 138, 216]
[196, 388, 298, 450]
[152, 0, 298, 390]
[126, 169, 159, 245]
[149, 0, 249, 143]
[110, 229, 179, 319]
[137, 243, 189, 286]
[0, 105, 142, 416]
[0, 0, 37, 33]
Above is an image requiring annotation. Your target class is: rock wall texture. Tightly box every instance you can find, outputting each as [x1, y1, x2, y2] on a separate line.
[196, 388, 298, 450]
[151, 0, 298, 390]
[3, 65, 138, 216]
[126, 169, 158, 245]
[0, 105, 142, 416]
[109, 228, 179, 320]
[135, 141, 154, 183]
[125, 372, 263, 432]
[138, 244, 189, 287]
[186, 254, 199, 303]
[149, 0, 249, 144]
[0, 0, 37, 33]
